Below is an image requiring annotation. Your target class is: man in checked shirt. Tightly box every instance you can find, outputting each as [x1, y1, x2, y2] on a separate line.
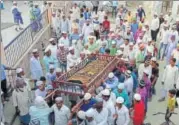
[57, 43, 69, 72]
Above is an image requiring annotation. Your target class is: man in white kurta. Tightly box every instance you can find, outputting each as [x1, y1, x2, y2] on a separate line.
[30, 49, 43, 81]
[93, 98, 109, 125]
[101, 89, 115, 125]
[71, 3, 80, 20]
[51, 97, 70, 125]
[12, 78, 31, 124]
[51, 12, 61, 38]
[46, 38, 58, 61]
[82, 20, 94, 43]
[85, 109, 97, 125]
[67, 47, 78, 71]
[115, 97, 130, 125]
[151, 13, 159, 41]
[159, 58, 178, 101]
[121, 39, 130, 58]
[58, 32, 70, 47]
[138, 60, 152, 80]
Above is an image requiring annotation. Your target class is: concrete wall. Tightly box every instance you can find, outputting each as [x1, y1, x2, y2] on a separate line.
[14, 25, 52, 78]
[172, 1, 179, 21]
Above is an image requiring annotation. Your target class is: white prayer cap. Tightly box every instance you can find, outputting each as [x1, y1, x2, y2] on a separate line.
[147, 37, 152, 42]
[34, 96, 45, 107]
[134, 93, 141, 101]
[116, 50, 123, 56]
[111, 41, 116, 45]
[111, 33, 116, 37]
[49, 65, 55, 69]
[154, 12, 158, 16]
[45, 47, 50, 53]
[34, 2, 39, 5]
[13, 1, 17, 4]
[56, 68, 62, 72]
[16, 68, 23, 74]
[164, 16, 169, 21]
[85, 109, 94, 117]
[55, 97, 63, 102]
[62, 31, 67, 34]
[176, 18, 179, 22]
[108, 72, 114, 78]
[142, 28, 146, 32]
[58, 43, 64, 47]
[72, 39, 77, 44]
[118, 83, 125, 89]
[116, 97, 124, 104]
[101, 89, 110, 96]
[36, 81, 43, 86]
[69, 46, 74, 51]
[143, 69, 150, 75]
[120, 44, 125, 48]
[32, 49, 38, 53]
[77, 110, 86, 120]
[125, 70, 131, 77]
[129, 42, 134, 46]
[84, 93, 92, 100]
[110, 28, 114, 31]
[102, 42, 107, 46]
[88, 35, 95, 39]
[79, 34, 83, 37]
[163, 24, 168, 27]
[94, 14, 98, 18]
[86, 19, 91, 22]
[151, 57, 157, 62]
[49, 38, 55, 42]
[144, 22, 149, 26]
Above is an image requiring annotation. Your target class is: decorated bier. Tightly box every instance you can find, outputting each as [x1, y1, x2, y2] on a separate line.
[54, 54, 120, 96]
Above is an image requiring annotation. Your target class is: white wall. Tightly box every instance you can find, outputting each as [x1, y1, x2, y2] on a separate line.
[153, 1, 163, 15]
[172, 1, 179, 21]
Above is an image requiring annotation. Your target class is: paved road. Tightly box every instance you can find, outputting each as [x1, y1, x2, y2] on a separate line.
[1, 1, 42, 47]
[2, 1, 179, 125]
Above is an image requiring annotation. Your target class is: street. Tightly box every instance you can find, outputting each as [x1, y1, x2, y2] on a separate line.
[1, 1, 42, 47]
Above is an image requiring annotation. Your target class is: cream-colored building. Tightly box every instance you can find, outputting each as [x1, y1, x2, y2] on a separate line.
[152, 1, 179, 20]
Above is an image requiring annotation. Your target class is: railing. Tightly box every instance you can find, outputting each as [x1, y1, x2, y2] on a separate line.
[4, 9, 49, 67]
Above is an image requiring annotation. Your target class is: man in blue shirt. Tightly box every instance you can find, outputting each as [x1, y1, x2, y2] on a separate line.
[104, 72, 119, 90]
[131, 18, 138, 39]
[69, 27, 80, 45]
[80, 93, 97, 111]
[112, 1, 118, 17]
[1, 64, 15, 100]
[113, 83, 130, 108]
[137, 5, 146, 22]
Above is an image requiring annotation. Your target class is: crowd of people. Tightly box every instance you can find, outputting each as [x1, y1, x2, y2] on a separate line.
[1, 1, 179, 125]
